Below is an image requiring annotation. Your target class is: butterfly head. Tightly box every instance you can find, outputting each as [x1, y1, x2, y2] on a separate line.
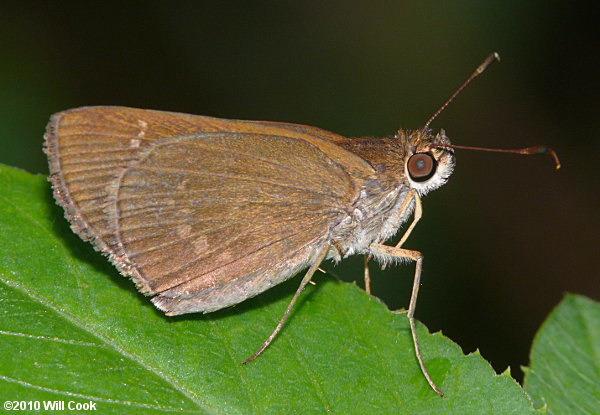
[404, 128, 455, 196]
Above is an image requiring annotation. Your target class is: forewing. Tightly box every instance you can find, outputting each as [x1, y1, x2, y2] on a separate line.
[119, 133, 355, 313]
[44, 106, 369, 314]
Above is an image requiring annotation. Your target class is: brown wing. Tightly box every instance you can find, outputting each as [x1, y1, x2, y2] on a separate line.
[44, 106, 375, 314]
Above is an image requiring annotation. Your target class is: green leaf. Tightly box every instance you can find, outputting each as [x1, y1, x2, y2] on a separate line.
[0, 163, 539, 414]
[523, 294, 600, 414]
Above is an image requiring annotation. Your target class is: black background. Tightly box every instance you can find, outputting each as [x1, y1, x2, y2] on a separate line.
[1, 1, 598, 382]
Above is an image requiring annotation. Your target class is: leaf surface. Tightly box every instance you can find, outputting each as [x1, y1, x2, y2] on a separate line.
[0, 164, 539, 414]
[524, 294, 600, 415]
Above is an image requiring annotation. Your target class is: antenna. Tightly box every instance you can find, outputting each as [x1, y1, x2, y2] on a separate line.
[427, 52, 561, 169]
[440, 143, 561, 169]
[424, 52, 500, 129]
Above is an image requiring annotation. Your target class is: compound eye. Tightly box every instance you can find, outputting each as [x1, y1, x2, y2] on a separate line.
[407, 153, 436, 182]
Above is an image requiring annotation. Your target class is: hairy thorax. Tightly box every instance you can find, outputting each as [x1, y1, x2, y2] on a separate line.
[329, 182, 413, 260]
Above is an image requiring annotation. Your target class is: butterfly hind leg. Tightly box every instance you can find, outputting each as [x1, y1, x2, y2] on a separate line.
[243, 243, 330, 364]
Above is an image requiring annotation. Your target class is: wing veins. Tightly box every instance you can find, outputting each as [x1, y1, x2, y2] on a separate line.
[131, 166, 339, 199]
[154, 226, 322, 294]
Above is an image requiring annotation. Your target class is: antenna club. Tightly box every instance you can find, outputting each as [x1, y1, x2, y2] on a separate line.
[477, 53, 501, 74]
[537, 146, 561, 169]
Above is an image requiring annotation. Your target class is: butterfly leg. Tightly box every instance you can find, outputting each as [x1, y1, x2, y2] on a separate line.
[378, 189, 417, 271]
[363, 254, 371, 294]
[391, 192, 422, 318]
[243, 243, 330, 364]
[387, 190, 423, 315]
[365, 189, 419, 294]
[369, 193, 443, 396]
[395, 189, 421, 249]
[369, 242, 443, 396]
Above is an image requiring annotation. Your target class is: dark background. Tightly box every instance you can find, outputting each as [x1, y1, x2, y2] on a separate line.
[2, 2, 598, 382]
